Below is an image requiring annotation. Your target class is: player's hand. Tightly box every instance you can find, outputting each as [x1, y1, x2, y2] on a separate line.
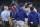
[28, 25, 30, 27]
[25, 21, 27, 24]
[10, 22, 13, 26]
[25, 3, 28, 5]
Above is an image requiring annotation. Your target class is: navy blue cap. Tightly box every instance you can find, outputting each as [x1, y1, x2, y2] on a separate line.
[20, 4, 25, 7]
[12, 3, 16, 6]
[28, 2, 32, 5]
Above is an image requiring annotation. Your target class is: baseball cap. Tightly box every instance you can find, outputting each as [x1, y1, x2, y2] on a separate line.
[12, 3, 16, 6]
[28, 2, 32, 5]
[20, 4, 25, 7]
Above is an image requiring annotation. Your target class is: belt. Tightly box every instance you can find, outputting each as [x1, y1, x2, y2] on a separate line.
[17, 20, 22, 21]
[11, 18, 15, 20]
[11, 17, 15, 18]
[12, 19, 15, 20]
[2, 21, 9, 22]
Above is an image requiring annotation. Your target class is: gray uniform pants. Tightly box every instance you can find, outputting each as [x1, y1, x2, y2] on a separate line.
[10, 18, 17, 27]
[17, 21, 25, 27]
[12, 20, 17, 27]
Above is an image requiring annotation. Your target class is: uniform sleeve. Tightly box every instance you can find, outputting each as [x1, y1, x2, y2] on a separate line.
[15, 11, 18, 19]
[8, 11, 10, 17]
[37, 14, 39, 23]
[25, 8, 30, 15]
[28, 14, 31, 25]
[25, 8, 30, 13]
[34, 8, 37, 12]
[24, 11, 28, 18]
[10, 12, 12, 17]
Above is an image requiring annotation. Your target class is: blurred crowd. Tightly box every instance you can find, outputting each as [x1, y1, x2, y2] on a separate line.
[0, 0, 40, 27]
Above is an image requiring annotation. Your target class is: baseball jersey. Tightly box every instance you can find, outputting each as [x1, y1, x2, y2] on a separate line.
[25, 7, 37, 15]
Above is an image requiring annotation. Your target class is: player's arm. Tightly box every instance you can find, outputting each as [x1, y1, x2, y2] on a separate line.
[24, 11, 28, 24]
[34, 8, 37, 12]
[8, 17, 12, 25]
[28, 14, 31, 25]
[24, 11, 28, 18]
[37, 14, 39, 23]
[8, 12, 12, 25]
[15, 11, 17, 19]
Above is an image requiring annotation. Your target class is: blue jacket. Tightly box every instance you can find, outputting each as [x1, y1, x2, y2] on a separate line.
[10, 8, 17, 18]
[28, 11, 39, 25]
[15, 9, 27, 21]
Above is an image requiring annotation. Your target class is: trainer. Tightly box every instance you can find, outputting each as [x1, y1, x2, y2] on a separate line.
[1, 6, 12, 27]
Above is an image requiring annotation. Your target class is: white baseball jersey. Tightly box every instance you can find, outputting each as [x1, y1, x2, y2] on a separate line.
[25, 7, 37, 15]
